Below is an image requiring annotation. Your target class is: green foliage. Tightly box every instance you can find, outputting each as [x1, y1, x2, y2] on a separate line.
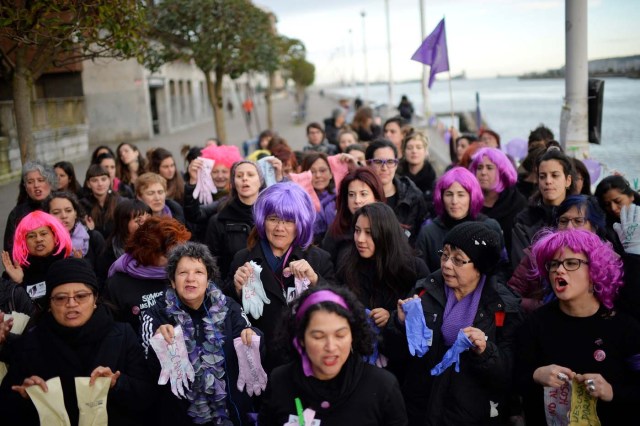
[0, 0, 150, 79]
[290, 58, 315, 88]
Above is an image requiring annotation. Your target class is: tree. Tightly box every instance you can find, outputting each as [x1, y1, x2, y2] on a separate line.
[0, 1, 149, 164]
[147, 0, 277, 143]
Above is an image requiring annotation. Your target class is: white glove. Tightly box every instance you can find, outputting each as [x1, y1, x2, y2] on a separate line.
[193, 157, 217, 205]
[257, 156, 277, 187]
[242, 261, 271, 319]
[613, 204, 640, 255]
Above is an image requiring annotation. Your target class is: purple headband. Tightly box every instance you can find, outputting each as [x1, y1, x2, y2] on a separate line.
[293, 290, 350, 376]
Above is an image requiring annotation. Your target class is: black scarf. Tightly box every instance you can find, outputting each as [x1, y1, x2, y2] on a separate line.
[217, 197, 254, 224]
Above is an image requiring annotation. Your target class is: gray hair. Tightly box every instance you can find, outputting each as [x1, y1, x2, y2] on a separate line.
[22, 160, 58, 189]
[166, 242, 220, 284]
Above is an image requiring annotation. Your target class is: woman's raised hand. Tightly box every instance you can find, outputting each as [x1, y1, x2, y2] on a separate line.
[283, 259, 319, 285]
[2, 251, 23, 284]
[233, 262, 254, 296]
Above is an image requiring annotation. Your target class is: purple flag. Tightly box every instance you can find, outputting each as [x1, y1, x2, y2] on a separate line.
[411, 18, 449, 88]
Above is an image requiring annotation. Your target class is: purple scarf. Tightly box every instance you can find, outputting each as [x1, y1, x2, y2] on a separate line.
[161, 204, 173, 218]
[71, 222, 90, 256]
[441, 275, 486, 346]
[107, 253, 167, 279]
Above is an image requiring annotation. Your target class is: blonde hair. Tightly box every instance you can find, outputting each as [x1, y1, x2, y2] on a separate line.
[135, 172, 167, 196]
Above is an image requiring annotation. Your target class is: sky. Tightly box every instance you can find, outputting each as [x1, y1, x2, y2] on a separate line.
[256, 0, 640, 85]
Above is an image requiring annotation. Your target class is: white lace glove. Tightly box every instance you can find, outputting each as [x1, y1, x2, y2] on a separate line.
[193, 157, 217, 205]
[242, 261, 271, 319]
[613, 204, 640, 255]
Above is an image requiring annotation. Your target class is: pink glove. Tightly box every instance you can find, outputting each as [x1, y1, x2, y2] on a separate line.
[150, 326, 195, 399]
[288, 171, 321, 212]
[193, 157, 217, 205]
[327, 155, 349, 195]
[234, 335, 267, 396]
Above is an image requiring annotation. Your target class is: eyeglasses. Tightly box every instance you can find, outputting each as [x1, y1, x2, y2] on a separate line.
[557, 216, 587, 227]
[50, 292, 94, 306]
[367, 158, 399, 168]
[266, 215, 295, 226]
[545, 258, 590, 272]
[438, 250, 473, 267]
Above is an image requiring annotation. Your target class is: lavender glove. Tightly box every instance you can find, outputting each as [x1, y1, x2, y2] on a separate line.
[242, 261, 271, 319]
[402, 298, 432, 357]
[363, 308, 388, 368]
[193, 157, 216, 205]
[234, 335, 267, 396]
[430, 329, 474, 376]
[150, 326, 195, 398]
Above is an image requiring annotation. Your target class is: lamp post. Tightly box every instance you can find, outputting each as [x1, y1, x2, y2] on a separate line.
[361, 10, 369, 103]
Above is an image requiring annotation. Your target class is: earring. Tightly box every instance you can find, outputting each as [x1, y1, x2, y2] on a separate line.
[94, 304, 97, 308]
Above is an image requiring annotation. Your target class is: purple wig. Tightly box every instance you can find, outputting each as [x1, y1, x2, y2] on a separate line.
[12, 210, 72, 266]
[531, 229, 623, 309]
[469, 147, 517, 193]
[253, 181, 316, 249]
[433, 167, 484, 219]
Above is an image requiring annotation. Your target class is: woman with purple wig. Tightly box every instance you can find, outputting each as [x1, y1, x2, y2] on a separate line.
[515, 229, 640, 424]
[469, 147, 526, 255]
[229, 182, 336, 370]
[415, 167, 504, 272]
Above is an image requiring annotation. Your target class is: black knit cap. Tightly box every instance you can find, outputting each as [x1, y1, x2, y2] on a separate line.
[46, 257, 99, 297]
[443, 222, 502, 274]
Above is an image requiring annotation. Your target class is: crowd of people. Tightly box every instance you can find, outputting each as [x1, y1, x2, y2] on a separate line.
[0, 97, 639, 426]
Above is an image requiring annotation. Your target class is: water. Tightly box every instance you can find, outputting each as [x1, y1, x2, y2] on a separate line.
[329, 77, 640, 187]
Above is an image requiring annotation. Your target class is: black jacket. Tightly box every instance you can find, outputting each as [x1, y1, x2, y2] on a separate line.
[183, 182, 226, 242]
[227, 243, 336, 370]
[140, 288, 260, 425]
[385, 272, 524, 425]
[205, 198, 254, 280]
[260, 356, 407, 426]
[482, 186, 527, 256]
[388, 176, 429, 246]
[511, 200, 556, 268]
[165, 197, 186, 224]
[0, 306, 155, 425]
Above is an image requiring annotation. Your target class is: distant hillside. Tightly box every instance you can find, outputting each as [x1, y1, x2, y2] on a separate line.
[520, 55, 640, 79]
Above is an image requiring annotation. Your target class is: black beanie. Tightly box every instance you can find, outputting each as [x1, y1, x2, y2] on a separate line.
[46, 257, 99, 297]
[443, 222, 502, 274]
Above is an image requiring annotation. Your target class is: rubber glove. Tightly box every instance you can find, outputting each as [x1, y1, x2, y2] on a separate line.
[150, 326, 195, 399]
[430, 329, 474, 376]
[234, 335, 268, 396]
[401, 298, 432, 357]
[363, 308, 388, 368]
[257, 156, 277, 187]
[242, 261, 271, 319]
[193, 157, 216, 205]
[614, 204, 640, 255]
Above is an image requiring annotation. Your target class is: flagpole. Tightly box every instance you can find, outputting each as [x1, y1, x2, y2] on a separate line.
[447, 70, 455, 129]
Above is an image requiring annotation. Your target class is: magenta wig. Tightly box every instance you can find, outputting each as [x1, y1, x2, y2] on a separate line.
[253, 182, 316, 250]
[12, 210, 72, 266]
[469, 147, 517, 193]
[200, 144, 243, 169]
[531, 229, 623, 309]
[433, 167, 484, 219]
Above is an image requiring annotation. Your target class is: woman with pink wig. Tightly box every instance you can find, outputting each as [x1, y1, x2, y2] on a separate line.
[469, 147, 526, 254]
[1, 210, 72, 311]
[415, 167, 504, 271]
[515, 229, 640, 425]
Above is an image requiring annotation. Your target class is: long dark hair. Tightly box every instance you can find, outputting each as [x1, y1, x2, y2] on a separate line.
[533, 147, 576, 204]
[337, 202, 417, 303]
[300, 151, 335, 194]
[82, 164, 119, 229]
[145, 147, 185, 203]
[53, 161, 82, 194]
[104, 199, 151, 252]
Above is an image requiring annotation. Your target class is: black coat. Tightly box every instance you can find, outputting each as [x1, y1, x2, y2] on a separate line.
[259, 356, 407, 426]
[0, 306, 155, 425]
[140, 288, 260, 425]
[388, 176, 429, 247]
[482, 186, 527, 255]
[226, 243, 336, 370]
[511, 201, 556, 268]
[385, 272, 524, 425]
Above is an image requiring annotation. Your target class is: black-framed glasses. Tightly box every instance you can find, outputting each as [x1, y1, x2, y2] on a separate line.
[545, 258, 590, 272]
[438, 250, 473, 267]
[557, 216, 587, 227]
[367, 158, 399, 168]
[50, 292, 94, 306]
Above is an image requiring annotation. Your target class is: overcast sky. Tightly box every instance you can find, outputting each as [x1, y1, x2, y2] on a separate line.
[256, 0, 640, 84]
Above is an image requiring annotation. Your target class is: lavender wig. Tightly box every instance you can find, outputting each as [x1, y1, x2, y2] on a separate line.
[469, 147, 517, 193]
[12, 210, 72, 266]
[531, 229, 623, 309]
[433, 167, 484, 219]
[253, 181, 316, 249]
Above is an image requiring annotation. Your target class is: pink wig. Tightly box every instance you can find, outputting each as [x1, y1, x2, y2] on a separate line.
[531, 229, 623, 309]
[200, 144, 243, 169]
[469, 147, 517, 193]
[433, 167, 484, 219]
[12, 210, 72, 266]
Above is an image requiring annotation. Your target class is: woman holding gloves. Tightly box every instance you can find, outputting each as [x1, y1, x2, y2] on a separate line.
[141, 242, 264, 425]
[229, 182, 335, 370]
